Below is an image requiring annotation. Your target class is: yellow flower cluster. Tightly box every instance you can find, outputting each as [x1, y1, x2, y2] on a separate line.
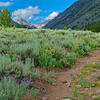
[1, 28, 6, 33]
[43, 53, 45, 56]
[97, 81, 100, 84]
[75, 44, 79, 49]
[73, 79, 79, 85]
[80, 35, 85, 40]
[45, 48, 55, 55]
[60, 33, 63, 36]
[75, 35, 85, 41]
[45, 49, 49, 52]
[40, 34, 47, 40]
[73, 40, 80, 49]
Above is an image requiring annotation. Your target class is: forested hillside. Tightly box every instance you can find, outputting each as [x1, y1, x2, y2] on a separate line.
[45, 0, 100, 29]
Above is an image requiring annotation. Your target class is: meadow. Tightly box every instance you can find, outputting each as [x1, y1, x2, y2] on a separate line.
[0, 27, 100, 100]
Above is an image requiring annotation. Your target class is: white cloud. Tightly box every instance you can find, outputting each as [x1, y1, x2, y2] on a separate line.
[12, 6, 41, 21]
[46, 12, 59, 21]
[32, 12, 59, 23]
[33, 16, 45, 21]
[28, 16, 33, 20]
[0, 2, 12, 7]
[33, 17, 39, 21]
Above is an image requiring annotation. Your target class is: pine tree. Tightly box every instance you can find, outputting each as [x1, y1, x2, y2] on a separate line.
[0, 8, 12, 27]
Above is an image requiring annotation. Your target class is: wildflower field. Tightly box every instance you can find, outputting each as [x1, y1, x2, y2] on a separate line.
[71, 63, 100, 100]
[0, 27, 100, 100]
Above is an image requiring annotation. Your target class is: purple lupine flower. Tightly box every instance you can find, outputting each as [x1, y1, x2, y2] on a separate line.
[23, 79, 31, 85]
[14, 79, 18, 84]
[9, 76, 18, 84]
[70, 73, 77, 77]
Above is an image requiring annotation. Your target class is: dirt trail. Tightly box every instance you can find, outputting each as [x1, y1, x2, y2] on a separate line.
[40, 49, 100, 100]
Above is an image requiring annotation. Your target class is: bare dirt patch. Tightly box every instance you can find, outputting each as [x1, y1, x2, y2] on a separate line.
[38, 49, 100, 100]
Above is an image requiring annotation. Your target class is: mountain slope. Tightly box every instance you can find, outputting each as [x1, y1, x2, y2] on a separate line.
[33, 20, 50, 29]
[13, 18, 36, 29]
[45, 0, 100, 29]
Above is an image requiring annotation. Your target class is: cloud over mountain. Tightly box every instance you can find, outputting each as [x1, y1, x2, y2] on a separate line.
[0, 2, 12, 7]
[12, 6, 41, 21]
[45, 12, 59, 21]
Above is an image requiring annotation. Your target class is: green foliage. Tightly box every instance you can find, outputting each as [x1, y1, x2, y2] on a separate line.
[73, 87, 79, 97]
[63, 97, 75, 100]
[72, 62, 100, 100]
[31, 70, 40, 78]
[45, 0, 100, 29]
[30, 88, 40, 97]
[0, 77, 27, 100]
[84, 21, 100, 32]
[0, 27, 100, 99]
[93, 96, 100, 100]
[90, 23, 100, 32]
[38, 47, 56, 68]
[84, 25, 90, 31]
[45, 71, 55, 83]
[0, 8, 12, 27]
[15, 24, 27, 28]
[0, 77, 40, 100]
[0, 28, 100, 69]
[64, 26, 68, 30]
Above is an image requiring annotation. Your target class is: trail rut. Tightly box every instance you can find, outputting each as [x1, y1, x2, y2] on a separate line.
[40, 49, 100, 100]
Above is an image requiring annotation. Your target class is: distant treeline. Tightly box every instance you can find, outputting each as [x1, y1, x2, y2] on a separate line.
[0, 8, 27, 28]
[84, 21, 100, 32]
[0, 8, 100, 32]
[0, 8, 12, 27]
[15, 24, 27, 28]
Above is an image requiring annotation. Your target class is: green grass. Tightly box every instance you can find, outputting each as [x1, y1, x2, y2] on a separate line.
[71, 62, 100, 100]
[0, 27, 100, 99]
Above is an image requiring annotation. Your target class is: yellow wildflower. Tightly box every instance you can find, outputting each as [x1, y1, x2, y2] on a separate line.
[80, 69, 84, 73]
[43, 53, 45, 56]
[97, 81, 100, 84]
[90, 68, 96, 72]
[75, 44, 79, 49]
[60, 33, 63, 36]
[45, 49, 49, 52]
[49, 52, 52, 54]
[51, 49, 54, 52]
[39, 56, 40, 58]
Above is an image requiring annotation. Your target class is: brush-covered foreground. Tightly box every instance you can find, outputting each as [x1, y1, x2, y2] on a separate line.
[71, 63, 100, 100]
[0, 27, 100, 100]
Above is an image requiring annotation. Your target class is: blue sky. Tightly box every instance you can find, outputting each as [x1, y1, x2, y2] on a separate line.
[0, 0, 78, 24]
